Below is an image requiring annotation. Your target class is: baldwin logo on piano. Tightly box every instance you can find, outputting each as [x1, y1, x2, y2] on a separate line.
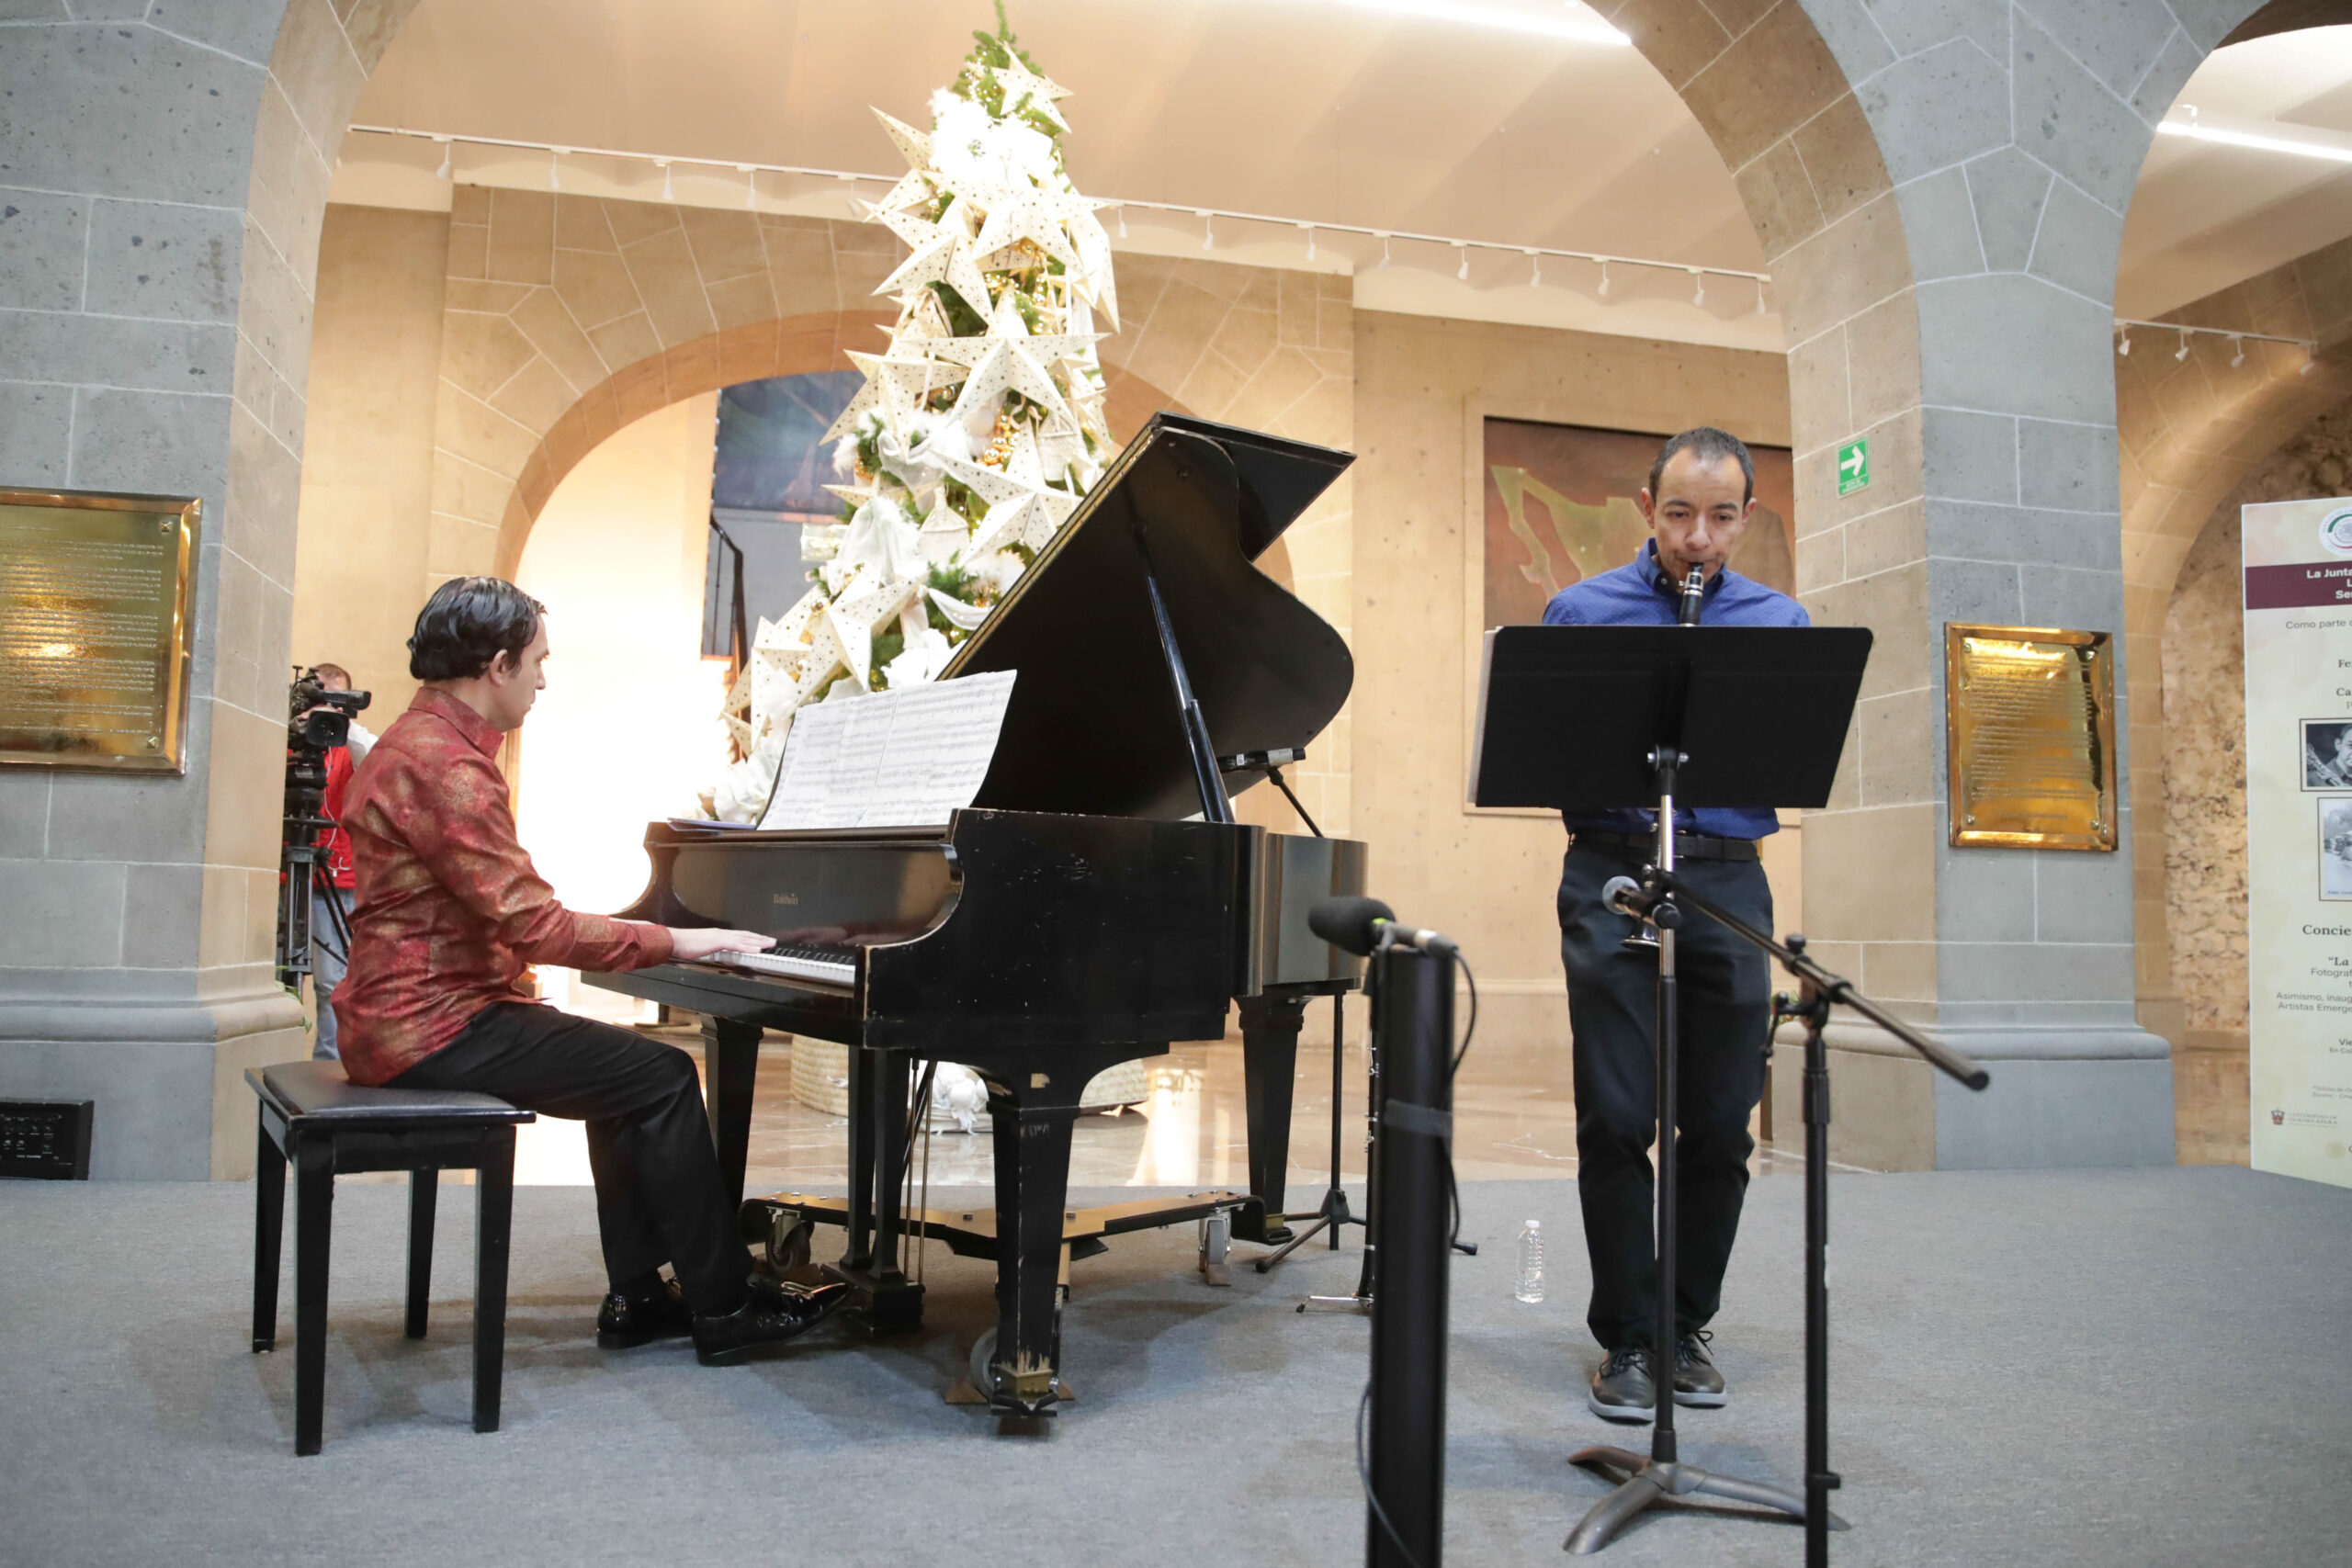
[773, 892, 800, 905]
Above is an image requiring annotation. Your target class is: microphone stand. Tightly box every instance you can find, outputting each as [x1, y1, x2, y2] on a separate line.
[1573, 865, 1988, 1564]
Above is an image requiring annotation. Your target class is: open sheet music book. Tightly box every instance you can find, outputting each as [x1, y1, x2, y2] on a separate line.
[751, 671, 1017, 831]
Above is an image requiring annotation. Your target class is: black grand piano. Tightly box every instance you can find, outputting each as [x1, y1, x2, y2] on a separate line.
[585, 412, 1366, 1418]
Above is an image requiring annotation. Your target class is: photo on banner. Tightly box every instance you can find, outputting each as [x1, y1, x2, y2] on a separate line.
[1479, 418, 1796, 629]
[2242, 495, 2352, 1188]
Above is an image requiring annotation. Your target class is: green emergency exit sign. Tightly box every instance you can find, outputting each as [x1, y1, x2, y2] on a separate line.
[1838, 436, 1870, 496]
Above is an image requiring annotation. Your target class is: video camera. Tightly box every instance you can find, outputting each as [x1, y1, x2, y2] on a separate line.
[288, 667, 371, 752]
[277, 667, 370, 987]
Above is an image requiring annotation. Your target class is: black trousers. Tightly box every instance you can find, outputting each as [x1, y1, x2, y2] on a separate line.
[390, 1002, 748, 1314]
[1558, 842, 1771, 1350]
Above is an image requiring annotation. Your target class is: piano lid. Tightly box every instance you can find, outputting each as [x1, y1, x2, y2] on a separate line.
[938, 412, 1355, 821]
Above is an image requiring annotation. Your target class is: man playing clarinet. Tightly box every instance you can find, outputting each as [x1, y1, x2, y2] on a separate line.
[1542, 427, 1808, 1421]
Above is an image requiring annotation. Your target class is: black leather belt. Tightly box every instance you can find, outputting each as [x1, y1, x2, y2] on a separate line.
[1574, 829, 1759, 863]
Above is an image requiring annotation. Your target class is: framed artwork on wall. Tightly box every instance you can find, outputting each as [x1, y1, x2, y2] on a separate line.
[1460, 413, 1797, 819]
[1480, 416, 1797, 630]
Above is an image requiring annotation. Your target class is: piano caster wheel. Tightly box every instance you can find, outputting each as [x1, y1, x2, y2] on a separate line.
[765, 1211, 814, 1280]
[968, 1327, 999, 1401]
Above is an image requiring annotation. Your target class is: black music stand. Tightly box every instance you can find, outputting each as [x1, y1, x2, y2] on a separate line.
[1473, 623, 1868, 1556]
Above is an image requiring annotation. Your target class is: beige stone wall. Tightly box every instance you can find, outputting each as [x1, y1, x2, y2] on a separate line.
[2116, 243, 2352, 1042]
[2161, 397, 2352, 1046]
[1351, 309, 1792, 1045]
[1107, 254, 1356, 833]
[288, 205, 447, 711]
[292, 201, 1785, 1054]
[2163, 508, 2247, 1045]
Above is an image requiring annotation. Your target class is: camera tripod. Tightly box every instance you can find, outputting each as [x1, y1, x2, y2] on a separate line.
[275, 818, 351, 990]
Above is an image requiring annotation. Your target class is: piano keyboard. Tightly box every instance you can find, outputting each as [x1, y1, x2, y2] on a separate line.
[706, 945, 856, 987]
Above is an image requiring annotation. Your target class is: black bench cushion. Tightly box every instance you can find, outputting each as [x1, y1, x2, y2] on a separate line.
[250, 1061, 535, 1124]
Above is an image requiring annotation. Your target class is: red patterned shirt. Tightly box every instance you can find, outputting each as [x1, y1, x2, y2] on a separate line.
[332, 687, 673, 1085]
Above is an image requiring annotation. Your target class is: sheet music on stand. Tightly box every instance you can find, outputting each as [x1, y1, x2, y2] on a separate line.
[754, 671, 1017, 831]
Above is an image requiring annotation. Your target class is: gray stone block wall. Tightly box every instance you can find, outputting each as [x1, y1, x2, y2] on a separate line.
[0, 0, 411, 1178]
[1764, 0, 2275, 1166]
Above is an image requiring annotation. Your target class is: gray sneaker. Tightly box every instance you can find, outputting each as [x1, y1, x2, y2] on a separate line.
[1672, 1330, 1727, 1407]
[1587, 1345, 1656, 1423]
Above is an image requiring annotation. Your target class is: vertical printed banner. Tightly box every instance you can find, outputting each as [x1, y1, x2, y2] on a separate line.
[2244, 497, 2352, 1188]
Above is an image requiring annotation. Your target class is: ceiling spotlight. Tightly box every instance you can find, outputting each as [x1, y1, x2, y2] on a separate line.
[1376, 233, 1392, 271]
[1690, 267, 1705, 308]
[1528, 249, 1541, 287]
[1456, 243, 1470, 281]
[549, 148, 563, 192]
[2231, 335, 2246, 368]
[1200, 210, 1214, 251]
[2117, 324, 2131, 356]
[658, 158, 673, 201]
[2175, 330, 2192, 362]
[1753, 277, 1767, 315]
[2302, 353, 2318, 375]
[1302, 222, 1316, 262]
[740, 164, 759, 209]
[434, 135, 452, 181]
[1598, 259, 1611, 297]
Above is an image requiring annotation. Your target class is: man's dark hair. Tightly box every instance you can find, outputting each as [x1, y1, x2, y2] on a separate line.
[1648, 426, 1755, 505]
[408, 577, 547, 682]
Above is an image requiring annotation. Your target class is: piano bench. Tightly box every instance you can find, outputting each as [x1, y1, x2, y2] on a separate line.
[244, 1060, 536, 1456]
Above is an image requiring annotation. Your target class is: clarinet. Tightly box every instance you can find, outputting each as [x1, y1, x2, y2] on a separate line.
[1678, 564, 1705, 626]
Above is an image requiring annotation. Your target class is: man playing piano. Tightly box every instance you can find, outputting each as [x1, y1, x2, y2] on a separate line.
[1542, 428, 1807, 1421]
[332, 576, 845, 1365]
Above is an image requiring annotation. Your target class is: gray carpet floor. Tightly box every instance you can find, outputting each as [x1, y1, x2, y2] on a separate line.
[2, 1166, 2347, 1567]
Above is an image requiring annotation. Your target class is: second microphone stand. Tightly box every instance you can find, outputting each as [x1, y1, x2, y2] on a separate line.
[1568, 852, 1990, 1563]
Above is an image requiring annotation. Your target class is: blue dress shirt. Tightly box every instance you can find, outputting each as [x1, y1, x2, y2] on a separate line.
[1540, 538, 1810, 840]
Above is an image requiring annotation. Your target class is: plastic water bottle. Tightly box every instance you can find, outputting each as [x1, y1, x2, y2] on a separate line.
[1514, 1219, 1544, 1303]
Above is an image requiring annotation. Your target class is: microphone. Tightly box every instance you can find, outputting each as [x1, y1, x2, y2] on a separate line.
[1602, 874, 1679, 930]
[1307, 895, 1456, 957]
[1677, 564, 1705, 626]
[1601, 875, 1645, 919]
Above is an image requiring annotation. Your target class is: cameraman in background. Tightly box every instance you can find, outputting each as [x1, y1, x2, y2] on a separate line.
[300, 664, 374, 1060]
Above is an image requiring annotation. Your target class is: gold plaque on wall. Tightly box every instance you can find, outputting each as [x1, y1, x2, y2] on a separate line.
[1945, 623, 2116, 851]
[0, 489, 200, 773]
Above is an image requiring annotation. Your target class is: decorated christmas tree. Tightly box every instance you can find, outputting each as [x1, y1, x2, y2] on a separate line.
[710, 7, 1117, 820]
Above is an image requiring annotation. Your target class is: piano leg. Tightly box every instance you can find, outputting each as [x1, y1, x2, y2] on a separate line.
[980, 1074, 1087, 1420]
[838, 1046, 925, 1335]
[1236, 993, 1307, 1244]
[698, 1016, 762, 1215]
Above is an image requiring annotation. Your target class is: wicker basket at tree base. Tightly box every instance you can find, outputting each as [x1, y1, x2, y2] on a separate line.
[786, 1039, 1148, 1130]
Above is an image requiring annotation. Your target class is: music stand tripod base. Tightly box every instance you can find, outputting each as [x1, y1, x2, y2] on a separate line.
[1563, 1449, 1844, 1554]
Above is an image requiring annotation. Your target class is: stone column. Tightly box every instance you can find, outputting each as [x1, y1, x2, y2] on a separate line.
[1762, 0, 2243, 1167]
[0, 0, 409, 1177]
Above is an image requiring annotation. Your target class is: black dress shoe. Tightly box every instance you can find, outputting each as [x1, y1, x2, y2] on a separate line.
[1587, 1345, 1656, 1423]
[1672, 1330, 1727, 1407]
[692, 1277, 852, 1366]
[596, 1276, 695, 1348]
